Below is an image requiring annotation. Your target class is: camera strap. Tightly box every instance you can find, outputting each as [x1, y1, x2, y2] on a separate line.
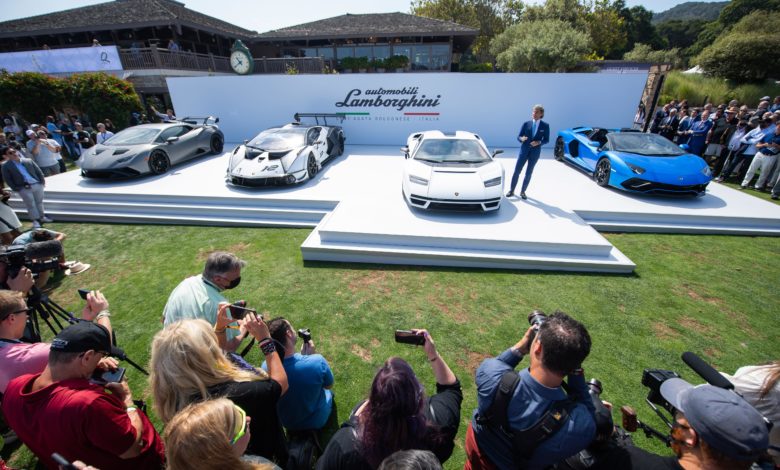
[478, 370, 577, 468]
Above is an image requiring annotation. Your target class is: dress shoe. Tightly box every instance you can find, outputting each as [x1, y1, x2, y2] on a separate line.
[520, 192, 527, 200]
[41, 216, 54, 223]
[505, 191, 514, 197]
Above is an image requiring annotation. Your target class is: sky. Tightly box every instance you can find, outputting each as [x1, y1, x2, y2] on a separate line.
[0, 0, 727, 33]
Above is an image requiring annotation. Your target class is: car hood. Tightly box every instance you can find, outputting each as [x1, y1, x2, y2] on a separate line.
[614, 152, 711, 184]
[228, 145, 299, 176]
[79, 143, 152, 169]
[406, 159, 503, 198]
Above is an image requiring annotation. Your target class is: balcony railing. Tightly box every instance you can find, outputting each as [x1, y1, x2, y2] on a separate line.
[118, 47, 326, 74]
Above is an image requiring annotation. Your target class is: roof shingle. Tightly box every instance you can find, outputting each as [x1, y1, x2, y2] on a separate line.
[256, 12, 478, 40]
[0, 0, 256, 38]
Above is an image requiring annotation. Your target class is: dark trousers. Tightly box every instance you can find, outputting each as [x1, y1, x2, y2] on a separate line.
[509, 149, 540, 194]
[720, 152, 754, 181]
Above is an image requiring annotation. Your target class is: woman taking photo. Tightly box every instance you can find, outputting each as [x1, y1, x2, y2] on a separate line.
[165, 398, 281, 470]
[317, 329, 462, 469]
[150, 309, 288, 464]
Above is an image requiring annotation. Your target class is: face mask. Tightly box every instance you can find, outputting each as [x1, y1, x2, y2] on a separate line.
[225, 276, 241, 289]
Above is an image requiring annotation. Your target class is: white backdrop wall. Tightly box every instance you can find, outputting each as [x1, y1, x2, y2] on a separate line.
[167, 73, 647, 148]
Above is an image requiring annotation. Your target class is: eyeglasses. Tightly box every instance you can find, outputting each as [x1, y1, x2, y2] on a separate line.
[12, 307, 31, 315]
[231, 405, 248, 445]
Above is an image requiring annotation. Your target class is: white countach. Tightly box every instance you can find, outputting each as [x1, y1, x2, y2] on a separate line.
[401, 130, 504, 212]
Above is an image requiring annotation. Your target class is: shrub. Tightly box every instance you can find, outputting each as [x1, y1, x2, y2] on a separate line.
[460, 62, 494, 73]
[659, 70, 780, 106]
[64, 73, 142, 129]
[0, 71, 66, 123]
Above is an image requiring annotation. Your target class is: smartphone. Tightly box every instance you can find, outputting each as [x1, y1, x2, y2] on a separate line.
[51, 453, 77, 470]
[90, 367, 126, 385]
[78, 289, 91, 300]
[395, 330, 425, 346]
[228, 303, 256, 320]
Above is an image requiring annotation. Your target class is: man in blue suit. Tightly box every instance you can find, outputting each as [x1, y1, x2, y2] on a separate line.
[507, 105, 550, 199]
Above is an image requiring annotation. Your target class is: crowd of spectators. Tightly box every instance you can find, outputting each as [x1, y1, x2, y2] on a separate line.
[649, 95, 780, 199]
[0, 249, 775, 470]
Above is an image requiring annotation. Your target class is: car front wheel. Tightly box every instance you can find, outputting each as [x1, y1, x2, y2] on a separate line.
[554, 137, 565, 161]
[149, 150, 170, 174]
[306, 153, 318, 180]
[594, 158, 611, 187]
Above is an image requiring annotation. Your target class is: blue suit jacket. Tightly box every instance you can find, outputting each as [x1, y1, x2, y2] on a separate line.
[517, 120, 550, 157]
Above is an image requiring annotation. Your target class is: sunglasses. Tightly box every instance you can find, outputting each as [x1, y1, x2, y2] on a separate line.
[231, 405, 248, 445]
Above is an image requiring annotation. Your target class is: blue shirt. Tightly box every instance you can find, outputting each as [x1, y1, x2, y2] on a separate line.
[12, 161, 39, 185]
[262, 353, 334, 430]
[471, 349, 596, 470]
[758, 132, 780, 156]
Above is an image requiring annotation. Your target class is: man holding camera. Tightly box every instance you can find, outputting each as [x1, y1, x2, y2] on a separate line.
[594, 379, 769, 470]
[2, 321, 165, 470]
[266, 318, 337, 442]
[0, 289, 114, 394]
[162, 251, 248, 352]
[466, 311, 596, 470]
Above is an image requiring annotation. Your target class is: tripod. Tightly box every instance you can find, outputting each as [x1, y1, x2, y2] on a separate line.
[22, 287, 149, 375]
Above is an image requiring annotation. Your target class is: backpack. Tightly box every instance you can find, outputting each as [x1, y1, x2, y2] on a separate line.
[477, 371, 577, 469]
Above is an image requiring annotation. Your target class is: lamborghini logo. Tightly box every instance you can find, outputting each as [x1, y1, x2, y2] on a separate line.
[454, 192, 459, 196]
[552, 411, 563, 421]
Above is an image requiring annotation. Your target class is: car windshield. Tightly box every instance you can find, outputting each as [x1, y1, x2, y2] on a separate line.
[609, 133, 686, 156]
[104, 128, 160, 145]
[249, 128, 306, 151]
[414, 138, 490, 163]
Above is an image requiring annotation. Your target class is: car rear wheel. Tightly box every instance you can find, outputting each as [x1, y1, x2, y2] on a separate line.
[149, 150, 170, 174]
[306, 153, 318, 179]
[554, 137, 565, 161]
[335, 134, 345, 156]
[210, 134, 224, 153]
[595, 158, 611, 187]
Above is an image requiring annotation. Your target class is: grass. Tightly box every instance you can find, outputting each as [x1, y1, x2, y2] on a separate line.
[660, 71, 780, 106]
[3, 221, 779, 469]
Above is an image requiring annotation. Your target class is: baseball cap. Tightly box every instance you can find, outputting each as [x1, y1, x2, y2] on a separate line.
[25, 130, 35, 137]
[660, 379, 768, 461]
[50, 321, 124, 357]
[726, 106, 738, 114]
[760, 96, 770, 102]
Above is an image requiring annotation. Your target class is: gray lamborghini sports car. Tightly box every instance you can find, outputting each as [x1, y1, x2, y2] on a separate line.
[78, 117, 224, 178]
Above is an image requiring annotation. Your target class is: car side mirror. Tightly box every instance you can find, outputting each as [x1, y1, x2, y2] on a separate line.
[166, 136, 179, 144]
[214, 117, 220, 123]
[244, 139, 249, 145]
[401, 146, 409, 158]
[679, 143, 690, 151]
[492, 149, 504, 157]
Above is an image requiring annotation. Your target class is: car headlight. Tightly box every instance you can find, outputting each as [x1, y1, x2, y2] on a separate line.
[484, 176, 502, 187]
[409, 175, 428, 185]
[627, 163, 645, 175]
[701, 165, 712, 177]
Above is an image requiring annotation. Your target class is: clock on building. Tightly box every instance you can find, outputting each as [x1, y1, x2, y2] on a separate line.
[230, 40, 254, 75]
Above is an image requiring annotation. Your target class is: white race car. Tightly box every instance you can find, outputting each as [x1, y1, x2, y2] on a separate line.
[226, 113, 345, 187]
[401, 130, 504, 212]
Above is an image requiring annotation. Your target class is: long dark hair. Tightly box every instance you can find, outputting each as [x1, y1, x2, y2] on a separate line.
[359, 357, 443, 468]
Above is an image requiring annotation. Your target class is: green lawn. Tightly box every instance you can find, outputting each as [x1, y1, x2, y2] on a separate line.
[4, 222, 779, 469]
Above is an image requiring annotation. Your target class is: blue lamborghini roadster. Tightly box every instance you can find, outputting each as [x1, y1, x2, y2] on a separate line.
[554, 127, 713, 196]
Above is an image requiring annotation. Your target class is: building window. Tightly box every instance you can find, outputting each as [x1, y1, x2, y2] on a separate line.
[355, 46, 372, 58]
[430, 44, 450, 71]
[301, 47, 316, 57]
[336, 46, 354, 59]
[373, 45, 390, 59]
[412, 45, 430, 70]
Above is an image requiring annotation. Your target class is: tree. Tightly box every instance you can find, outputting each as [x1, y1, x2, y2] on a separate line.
[586, 0, 627, 59]
[623, 43, 685, 69]
[695, 11, 780, 83]
[522, 0, 589, 30]
[657, 19, 708, 50]
[618, 4, 664, 51]
[717, 0, 780, 28]
[490, 19, 590, 72]
[411, 0, 513, 61]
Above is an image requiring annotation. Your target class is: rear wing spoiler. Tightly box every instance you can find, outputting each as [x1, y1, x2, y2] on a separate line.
[293, 113, 344, 126]
[180, 116, 220, 126]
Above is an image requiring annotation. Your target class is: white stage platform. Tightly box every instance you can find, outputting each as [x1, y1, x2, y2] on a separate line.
[11, 145, 780, 273]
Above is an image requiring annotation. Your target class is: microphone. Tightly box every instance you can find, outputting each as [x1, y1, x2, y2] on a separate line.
[682, 351, 734, 390]
[24, 240, 63, 259]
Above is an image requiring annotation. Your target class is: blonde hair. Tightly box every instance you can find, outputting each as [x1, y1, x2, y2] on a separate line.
[150, 319, 267, 423]
[533, 104, 545, 118]
[164, 398, 272, 470]
[0, 290, 25, 321]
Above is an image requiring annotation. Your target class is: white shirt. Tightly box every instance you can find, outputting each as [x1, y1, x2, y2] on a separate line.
[96, 131, 114, 144]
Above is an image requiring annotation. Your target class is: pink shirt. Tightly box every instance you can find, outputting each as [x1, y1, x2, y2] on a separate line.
[0, 341, 50, 394]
